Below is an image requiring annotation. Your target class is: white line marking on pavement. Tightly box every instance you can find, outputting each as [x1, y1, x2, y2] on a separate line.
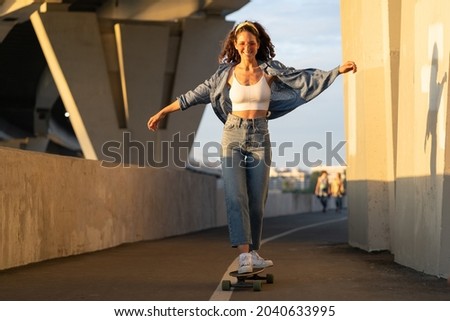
[209, 216, 348, 301]
[209, 257, 239, 301]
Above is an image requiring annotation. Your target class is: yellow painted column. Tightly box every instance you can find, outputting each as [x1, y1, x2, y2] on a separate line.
[340, 0, 398, 251]
[342, 0, 450, 278]
[395, 0, 450, 277]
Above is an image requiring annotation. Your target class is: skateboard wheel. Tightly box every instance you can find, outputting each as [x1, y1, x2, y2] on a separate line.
[253, 281, 262, 291]
[266, 273, 274, 284]
[222, 280, 231, 291]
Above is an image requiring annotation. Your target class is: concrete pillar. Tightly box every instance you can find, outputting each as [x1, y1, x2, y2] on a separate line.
[395, 0, 450, 277]
[341, 0, 397, 251]
[31, 10, 121, 160]
[342, 0, 450, 278]
[113, 22, 172, 166]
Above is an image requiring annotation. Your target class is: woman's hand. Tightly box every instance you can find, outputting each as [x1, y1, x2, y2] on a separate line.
[339, 61, 357, 74]
[147, 112, 165, 131]
[146, 100, 181, 132]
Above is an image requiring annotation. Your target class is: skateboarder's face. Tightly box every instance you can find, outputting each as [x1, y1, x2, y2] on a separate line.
[234, 31, 260, 59]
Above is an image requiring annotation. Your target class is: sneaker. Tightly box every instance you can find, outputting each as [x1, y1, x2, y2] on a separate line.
[238, 253, 253, 274]
[250, 251, 274, 268]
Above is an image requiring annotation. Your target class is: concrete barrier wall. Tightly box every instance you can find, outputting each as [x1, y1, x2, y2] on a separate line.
[0, 147, 218, 270]
[265, 191, 340, 217]
[0, 147, 331, 271]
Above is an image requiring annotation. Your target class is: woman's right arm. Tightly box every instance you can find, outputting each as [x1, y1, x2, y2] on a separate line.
[147, 64, 229, 131]
[147, 100, 180, 132]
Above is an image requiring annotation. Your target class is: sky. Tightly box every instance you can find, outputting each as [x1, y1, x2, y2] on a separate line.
[191, 0, 345, 171]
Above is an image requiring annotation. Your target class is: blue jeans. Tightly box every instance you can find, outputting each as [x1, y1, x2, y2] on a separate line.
[221, 114, 271, 251]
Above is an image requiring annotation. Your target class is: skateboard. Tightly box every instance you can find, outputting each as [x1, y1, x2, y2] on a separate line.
[222, 267, 274, 291]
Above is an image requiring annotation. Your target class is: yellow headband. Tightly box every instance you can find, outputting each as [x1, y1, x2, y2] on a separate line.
[234, 21, 259, 36]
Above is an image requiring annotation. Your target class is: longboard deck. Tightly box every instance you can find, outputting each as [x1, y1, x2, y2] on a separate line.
[222, 267, 274, 291]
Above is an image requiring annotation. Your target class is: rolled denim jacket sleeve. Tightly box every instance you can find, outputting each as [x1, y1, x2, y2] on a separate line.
[286, 67, 340, 102]
[177, 79, 212, 111]
[264, 60, 340, 102]
[177, 64, 231, 111]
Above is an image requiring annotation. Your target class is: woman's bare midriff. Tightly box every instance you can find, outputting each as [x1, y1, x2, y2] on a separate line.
[232, 110, 268, 119]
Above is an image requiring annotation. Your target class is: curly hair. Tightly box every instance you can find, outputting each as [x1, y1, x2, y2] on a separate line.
[218, 21, 276, 64]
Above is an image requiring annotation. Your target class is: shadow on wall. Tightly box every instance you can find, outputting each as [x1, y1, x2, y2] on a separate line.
[424, 43, 447, 176]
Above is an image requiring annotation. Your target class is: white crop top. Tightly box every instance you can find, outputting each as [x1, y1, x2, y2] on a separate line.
[229, 72, 271, 111]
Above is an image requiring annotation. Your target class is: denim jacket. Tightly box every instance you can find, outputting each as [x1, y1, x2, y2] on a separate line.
[177, 60, 340, 123]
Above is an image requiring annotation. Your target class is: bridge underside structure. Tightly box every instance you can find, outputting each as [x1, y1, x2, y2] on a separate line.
[0, 0, 243, 164]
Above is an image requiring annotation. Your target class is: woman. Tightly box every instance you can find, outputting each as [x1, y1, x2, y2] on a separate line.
[148, 21, 357, 273]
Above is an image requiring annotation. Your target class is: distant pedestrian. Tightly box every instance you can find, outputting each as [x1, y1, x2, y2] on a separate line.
[315, 171, 330, 212]
[330, 173, 345, 212]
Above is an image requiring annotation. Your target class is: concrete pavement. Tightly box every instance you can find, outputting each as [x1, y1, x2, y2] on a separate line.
[0, 210, 449, 301]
